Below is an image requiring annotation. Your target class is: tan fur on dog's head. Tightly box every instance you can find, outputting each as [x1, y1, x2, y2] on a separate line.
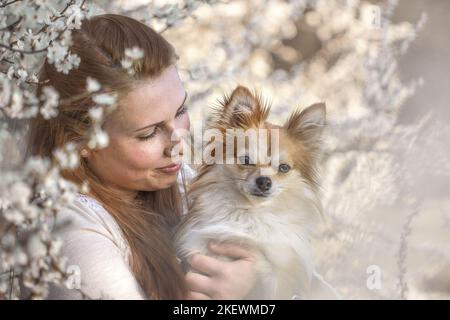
[191, 85, 326, 207]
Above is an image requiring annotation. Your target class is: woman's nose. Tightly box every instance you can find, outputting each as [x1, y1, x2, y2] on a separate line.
[163, 125, 184, 158]
[164, 140, 182, 157]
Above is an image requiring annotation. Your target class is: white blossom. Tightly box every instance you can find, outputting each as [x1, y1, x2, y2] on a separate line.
[88, 129, 109, 149]
[0, 76, 12, 109]
[3, 208, 25, 225]
[88, 106, 103, 122]
[57, 52, 81, 74]
[86, 77, 101, 93]
[0, 0, 93, 299]
[17, 69, 28, 82]
[53, 143, 79, 170]
[9, 90, 24, 118]
[120, 46, 144, 75]
[7, 66, 15, 80]
[24, 157, 51, 177]
[47, 42, 69, 66]
[92, 92, 117, 106]
[121, 58, 132, 69]
[14, 248, 28, 267]
[124, 46, 144, 60]
[40, 86, 59, 119]
[65, 5, 85, 30]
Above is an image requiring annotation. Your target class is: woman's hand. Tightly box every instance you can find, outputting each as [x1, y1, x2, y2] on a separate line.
[185, 241, 258, 300]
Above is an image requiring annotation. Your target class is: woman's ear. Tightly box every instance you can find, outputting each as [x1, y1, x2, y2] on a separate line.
[284, 102, 326, 143]
[80, 147, 91, 158]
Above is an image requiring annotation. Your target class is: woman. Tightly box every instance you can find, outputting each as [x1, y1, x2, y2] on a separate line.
[26, 14, 258, 299]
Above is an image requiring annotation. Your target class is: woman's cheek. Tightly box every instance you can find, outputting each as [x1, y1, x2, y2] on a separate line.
[129, 141, 163, 169]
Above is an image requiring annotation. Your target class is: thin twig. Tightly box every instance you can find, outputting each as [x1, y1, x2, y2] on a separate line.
[0, 0, 21, 8]
[35, 0, 76, 35]
[397, 200, 421, 299]
[0, 16, 22, 31]
[9, 269, 14, 299]
[0, 70, 50, 85]
[0, 43, 48, 54]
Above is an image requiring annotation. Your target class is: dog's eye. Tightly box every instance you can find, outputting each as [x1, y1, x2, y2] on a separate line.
[238, 155, 253, 165]
[279, 164, 291, 173]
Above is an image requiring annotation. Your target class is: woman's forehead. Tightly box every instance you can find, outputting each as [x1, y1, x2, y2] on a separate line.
[113, 67, 185, 132]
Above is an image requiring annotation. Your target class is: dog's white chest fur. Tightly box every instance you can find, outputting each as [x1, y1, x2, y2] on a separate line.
[174, 185, 321, 299]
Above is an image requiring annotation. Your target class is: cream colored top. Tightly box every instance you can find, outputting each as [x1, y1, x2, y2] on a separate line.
[47, 163, 196, 300]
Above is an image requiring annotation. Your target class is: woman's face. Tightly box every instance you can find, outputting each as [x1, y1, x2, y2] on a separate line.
[86, 65, 190, 199]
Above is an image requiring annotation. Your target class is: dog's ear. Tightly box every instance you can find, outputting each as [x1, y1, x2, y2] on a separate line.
[284, 102, 326, 143]
[221, 86, 269, 127]
[227, 86, 258, 113]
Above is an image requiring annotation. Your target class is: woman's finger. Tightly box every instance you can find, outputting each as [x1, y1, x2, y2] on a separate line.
[186, 290, 212, 300]
[188, 253, 222, 276]
[185, 271, 214, 294]
[208, 241, 256, 260]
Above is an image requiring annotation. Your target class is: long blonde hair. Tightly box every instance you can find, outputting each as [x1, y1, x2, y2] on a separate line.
[26, 14, 188, 299]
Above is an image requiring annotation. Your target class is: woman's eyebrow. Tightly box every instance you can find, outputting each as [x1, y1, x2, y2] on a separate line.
[134, 91, 188, 133]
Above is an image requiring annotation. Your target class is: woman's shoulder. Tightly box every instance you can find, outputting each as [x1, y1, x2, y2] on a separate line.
[56, 193, 129, 259]
[49, 193, 144, 299]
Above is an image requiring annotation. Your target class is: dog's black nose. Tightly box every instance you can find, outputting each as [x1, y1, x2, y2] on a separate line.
[256, 176, 272, 192]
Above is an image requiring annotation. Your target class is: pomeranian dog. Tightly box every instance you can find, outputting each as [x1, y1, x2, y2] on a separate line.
[173, 86, 338, 299]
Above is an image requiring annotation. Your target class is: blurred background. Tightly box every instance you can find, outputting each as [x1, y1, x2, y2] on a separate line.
[389, 0, 450, 299]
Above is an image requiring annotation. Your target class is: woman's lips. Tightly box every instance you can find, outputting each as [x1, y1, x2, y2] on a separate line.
[157, 163, 181, 174]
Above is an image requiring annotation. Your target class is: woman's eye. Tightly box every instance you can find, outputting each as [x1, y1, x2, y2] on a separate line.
[238, 155, 253, 165]
[176, 105, 188, 118]
[137, 106, 187, 141]
[138, 128, 158, 141]
[278, 163, 291, 173]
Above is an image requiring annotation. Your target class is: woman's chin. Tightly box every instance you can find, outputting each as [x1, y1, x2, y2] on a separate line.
[150, 175, 179, 190]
